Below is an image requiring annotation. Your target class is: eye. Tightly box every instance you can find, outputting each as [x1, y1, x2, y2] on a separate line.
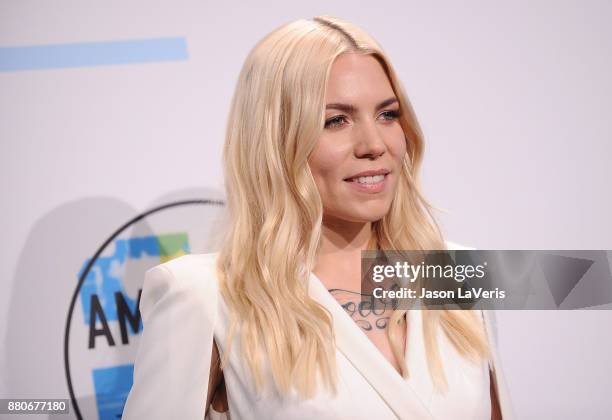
[378, 109, 401, 121]
[324, 115, 348, 129]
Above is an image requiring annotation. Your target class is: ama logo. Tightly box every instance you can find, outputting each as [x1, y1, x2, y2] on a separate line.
[78, 232, 189, 420]
[64, 198, 225, 419]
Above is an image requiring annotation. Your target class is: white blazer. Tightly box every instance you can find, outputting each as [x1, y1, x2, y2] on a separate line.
[123, 247, 515, 420]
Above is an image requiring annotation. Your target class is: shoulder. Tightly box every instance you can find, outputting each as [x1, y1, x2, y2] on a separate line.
[146, 252, 220, 290]
[444, 240, 476, 250]
[156, 252, 220, 284]
[139, 252, 220, 322]
[442, 242, 496, 338]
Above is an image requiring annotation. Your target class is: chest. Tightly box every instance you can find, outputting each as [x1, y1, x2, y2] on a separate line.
[328, 288, 406, 375]
[211, 274, 492, 420]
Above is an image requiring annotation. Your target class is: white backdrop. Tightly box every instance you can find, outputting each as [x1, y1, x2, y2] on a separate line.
[1, 1, 611, 419]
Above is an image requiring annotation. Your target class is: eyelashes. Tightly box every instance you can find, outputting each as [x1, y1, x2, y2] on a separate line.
[324, 115, 348, 129]
[379, 109, 401, 121]
[324, 109, 401, 129]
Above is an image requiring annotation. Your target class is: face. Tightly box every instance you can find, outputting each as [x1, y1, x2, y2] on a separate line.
[308, 53, 407, 224]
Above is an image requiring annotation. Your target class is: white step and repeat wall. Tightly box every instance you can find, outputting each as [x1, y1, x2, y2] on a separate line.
[2, 1, 611, 419]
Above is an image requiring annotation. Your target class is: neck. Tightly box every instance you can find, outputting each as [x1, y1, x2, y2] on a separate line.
[313, 214, 374, 290]
[320, 214, 373, 253]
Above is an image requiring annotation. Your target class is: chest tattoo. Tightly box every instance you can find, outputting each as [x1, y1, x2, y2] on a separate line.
[328, 288, 396, 332]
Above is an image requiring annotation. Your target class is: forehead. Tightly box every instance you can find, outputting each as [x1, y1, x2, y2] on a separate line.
[325, 53, 395, 103]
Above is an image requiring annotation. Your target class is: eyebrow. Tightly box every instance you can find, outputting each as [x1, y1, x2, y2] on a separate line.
[325, 97, 398, 113]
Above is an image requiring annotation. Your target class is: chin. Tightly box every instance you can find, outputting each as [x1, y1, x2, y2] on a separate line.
[342, 205, 391, 223]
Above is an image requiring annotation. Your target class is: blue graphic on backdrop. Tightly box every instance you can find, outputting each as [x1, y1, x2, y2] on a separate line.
[93, 364, 134, 420]
[79, 233, 189, 329]
[0, 37, 189, 72]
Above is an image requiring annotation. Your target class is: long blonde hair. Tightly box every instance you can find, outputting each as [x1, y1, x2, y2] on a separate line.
[217, 15, 490, 398]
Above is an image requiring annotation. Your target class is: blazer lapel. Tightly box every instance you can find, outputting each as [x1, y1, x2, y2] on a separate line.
[308, 272, 434, 420]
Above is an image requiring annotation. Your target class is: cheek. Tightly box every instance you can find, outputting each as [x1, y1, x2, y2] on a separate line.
[309, 152, 335, 180]
[387, 126, 408, 158]
[308, 137, 349, 186]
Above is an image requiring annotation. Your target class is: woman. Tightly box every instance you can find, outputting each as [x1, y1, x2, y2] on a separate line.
[123, 16, 513, 420]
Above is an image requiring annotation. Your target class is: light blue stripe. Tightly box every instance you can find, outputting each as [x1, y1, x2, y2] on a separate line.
[0, 37, 188, 72]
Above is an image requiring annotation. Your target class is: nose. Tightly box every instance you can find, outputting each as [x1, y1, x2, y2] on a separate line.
[354, 119, 386, 159]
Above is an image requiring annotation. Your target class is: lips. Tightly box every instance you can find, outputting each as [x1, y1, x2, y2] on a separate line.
[342, 168, 391, 194]
[343, 168, 390, 182]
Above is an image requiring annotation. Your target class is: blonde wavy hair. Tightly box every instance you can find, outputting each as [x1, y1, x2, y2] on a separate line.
[217, 15, 490, 398]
